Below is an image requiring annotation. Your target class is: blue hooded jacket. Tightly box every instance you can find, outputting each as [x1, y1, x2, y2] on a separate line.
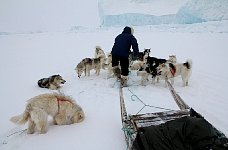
[111, 26, 139, 58]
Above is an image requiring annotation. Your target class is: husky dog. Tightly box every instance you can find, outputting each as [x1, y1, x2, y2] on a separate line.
[106, 53, 123, 80]
[142, 48, 151, 61]
[142, 56, 167, 82]
[137, 70, 149, 86]
[137, 54, 177, 86]
[10, 93, 85, 134]
[38, 75, 66, 90]
[95, 46, 107, 69]
[75, 58, 101, 78]
[130, 48, 151, 71]
[106, 53, 114, 78]
[129, 48, 150, 62]
[168, 55, 177, 63]
[106, 53, 112, 65]
[112, 66, 121, 80]
[137, 53, 171, 85]
[157, 59, 192, 86]
[95, 46, 105, 58]
[130, 60, 144, 70]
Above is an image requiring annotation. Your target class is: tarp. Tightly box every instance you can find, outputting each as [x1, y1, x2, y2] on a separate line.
[133, 116, 228, 150]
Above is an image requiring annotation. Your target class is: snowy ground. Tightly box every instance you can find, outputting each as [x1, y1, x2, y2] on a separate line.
[0, 26, 228, 150]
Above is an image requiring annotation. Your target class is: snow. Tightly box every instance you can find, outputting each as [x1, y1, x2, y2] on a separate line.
[0, 0, 228, 150]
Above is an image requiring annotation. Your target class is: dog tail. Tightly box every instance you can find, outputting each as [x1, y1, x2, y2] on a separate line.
[184, 59, 193, 69]
[10, 104, 31, 125]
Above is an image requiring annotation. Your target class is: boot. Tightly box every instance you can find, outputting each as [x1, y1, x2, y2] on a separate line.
[121, 75, 128, 87]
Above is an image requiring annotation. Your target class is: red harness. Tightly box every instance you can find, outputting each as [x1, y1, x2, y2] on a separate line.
[170, 65, 176, 77]
[165, 65, 176, 78]
[56, 97, 73, 113]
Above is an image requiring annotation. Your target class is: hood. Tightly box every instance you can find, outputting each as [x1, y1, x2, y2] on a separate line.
[122, 26, 134, 35]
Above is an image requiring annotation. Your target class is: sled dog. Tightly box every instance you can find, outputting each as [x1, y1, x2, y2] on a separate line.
[10, 93, 85, 134]
[129, 48, 151, 63]
[137, 70, 149, 86]
[95, 46, 106, 60]
[95, 46, 107, 69]
[106, 53, 115, 78]
[105, 53, 122, 79]
[142, 48, 151, 61]
[129, 48, 151, 71]
[168, 55, 177, 63]
[38, 75, 66, 90]
[157, 59, 192, 86]
[112, 66, 121, 80]
[140, 56, 167, 83]
[130, 60, 145, 70]
[75, 57, 101, 78]
[137, 54, 177, 85]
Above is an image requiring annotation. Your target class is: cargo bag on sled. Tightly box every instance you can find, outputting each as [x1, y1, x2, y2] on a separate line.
[133, 114, 228, 150]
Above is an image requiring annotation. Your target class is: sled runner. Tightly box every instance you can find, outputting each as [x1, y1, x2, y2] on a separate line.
[120, 80, 228, 150]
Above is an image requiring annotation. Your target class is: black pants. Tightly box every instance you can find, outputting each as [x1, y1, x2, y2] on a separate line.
[112, 54, 129, 76]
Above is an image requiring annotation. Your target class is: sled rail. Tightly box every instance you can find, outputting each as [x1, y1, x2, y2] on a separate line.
[166, 79, 190, 110]
[120, 87, 135, 148]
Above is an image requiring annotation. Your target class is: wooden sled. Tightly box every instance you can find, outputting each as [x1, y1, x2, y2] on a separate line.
[120, 80, 228, 150]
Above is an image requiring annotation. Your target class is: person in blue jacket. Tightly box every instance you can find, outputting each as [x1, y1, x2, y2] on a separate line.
[111, 26, 139, 87]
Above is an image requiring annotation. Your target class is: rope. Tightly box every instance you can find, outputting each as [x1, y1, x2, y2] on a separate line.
[120, 87, 135, 150]
[6, 129, 27, 137]
[122, 127, 134, 150]
[127, 88, 174, 115]
[2, 129, 27, 145]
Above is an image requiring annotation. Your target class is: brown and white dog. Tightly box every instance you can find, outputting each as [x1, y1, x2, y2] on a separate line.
[75, 58, 101, 78]
[157, 59, 192, 86]
[10, 93, 85, 134]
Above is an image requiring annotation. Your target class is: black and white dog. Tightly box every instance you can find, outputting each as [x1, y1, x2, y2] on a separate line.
[137, 52, 180, 84]
[129, 48, 151, 62]
[129, 48, 151, 70]
[137, 54, 168, 85]
[38, 75, 66, 90]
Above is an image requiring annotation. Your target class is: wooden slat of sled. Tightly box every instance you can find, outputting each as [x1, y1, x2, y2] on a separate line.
[130, 109, 190, 129]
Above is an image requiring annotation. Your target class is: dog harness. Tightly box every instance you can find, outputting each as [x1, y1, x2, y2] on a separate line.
[169, 64, 176, 77]
[56, 97, 73, 113]
[170, 67, 176, 77]
[163, 64, 176, 78]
